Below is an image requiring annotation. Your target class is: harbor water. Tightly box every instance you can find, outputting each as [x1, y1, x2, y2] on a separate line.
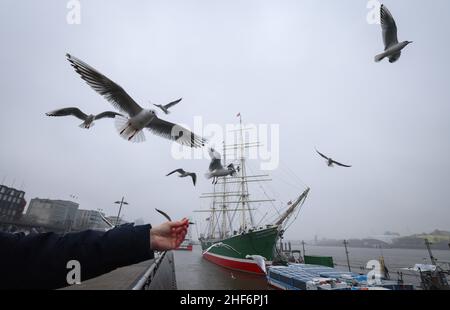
[174, 245, 269, 290]
[174, 244, 450, 289]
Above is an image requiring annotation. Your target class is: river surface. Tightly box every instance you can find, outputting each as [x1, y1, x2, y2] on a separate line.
[174, 244, 450, 289]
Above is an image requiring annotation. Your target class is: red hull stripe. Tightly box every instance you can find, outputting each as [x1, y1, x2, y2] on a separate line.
[203, 252, 265, 274]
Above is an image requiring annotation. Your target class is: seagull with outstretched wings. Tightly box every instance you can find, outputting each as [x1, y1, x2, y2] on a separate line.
[375, 4, 412, 63]
[166, 168, 197, 186]
[153, 98, 182, 115]
[316, 149, 352, 168]
[206, 148, 238, 184]
[46, 107, 122, 129]
[155, 208, 172, 221]
[65, 54, 206, 146]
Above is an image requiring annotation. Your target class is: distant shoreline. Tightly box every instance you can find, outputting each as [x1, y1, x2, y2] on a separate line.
[314, 244, 450, 251]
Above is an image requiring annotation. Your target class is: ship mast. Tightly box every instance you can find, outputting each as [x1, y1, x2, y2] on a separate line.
[221, 140, 228, 239]
[238, 115, 254, 230]
[274, 187, 310, 228]
[197, 114, 278, 238]
[221, 114, 274, 232]
[209, 183, 216, 239]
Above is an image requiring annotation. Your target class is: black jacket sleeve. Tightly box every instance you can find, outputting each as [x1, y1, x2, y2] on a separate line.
[0, 224, 154, 289]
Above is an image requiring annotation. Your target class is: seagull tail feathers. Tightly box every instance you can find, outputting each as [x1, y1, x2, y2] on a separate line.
[79, 121, 93, 129]
[114, 115, 146, 143]
[204, 172, 213, 179]
[374, 52, 386, 62]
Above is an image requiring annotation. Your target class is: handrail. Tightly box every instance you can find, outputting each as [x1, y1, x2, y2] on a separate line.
[132, 251, 166, 290]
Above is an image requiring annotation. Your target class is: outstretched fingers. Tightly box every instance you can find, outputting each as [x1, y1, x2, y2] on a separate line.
[166, 218, 189, 248]
[169, 218, 189, 229]
[173, 229, 187, 247]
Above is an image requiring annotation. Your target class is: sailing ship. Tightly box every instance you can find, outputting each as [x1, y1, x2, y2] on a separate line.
[196, 115, 310, 274]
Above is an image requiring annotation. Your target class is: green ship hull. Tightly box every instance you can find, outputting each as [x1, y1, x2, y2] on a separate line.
[200, 225, 280, 274]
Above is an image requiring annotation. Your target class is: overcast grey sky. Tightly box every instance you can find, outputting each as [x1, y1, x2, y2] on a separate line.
[1, 0, 450, 240]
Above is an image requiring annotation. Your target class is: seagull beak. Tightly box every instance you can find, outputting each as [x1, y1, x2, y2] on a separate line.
[408, 41, 413, 44]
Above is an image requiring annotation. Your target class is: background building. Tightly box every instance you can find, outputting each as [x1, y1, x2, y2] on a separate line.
[370, 231, 401, 244]
[26, 198, 79, 231]
[73, 209, 110, 231]
[0, 184, 26, 221]
[106, 216, 128, 226]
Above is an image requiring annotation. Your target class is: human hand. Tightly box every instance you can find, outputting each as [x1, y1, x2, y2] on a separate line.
[150, 218, 189, 251]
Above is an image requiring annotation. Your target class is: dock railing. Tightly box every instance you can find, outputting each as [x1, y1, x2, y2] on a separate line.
[132, 251, 177, 290]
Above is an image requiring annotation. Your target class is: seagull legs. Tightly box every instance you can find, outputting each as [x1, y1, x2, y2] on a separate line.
[128, 129, 139, 141]
[120, 125, 128, 135]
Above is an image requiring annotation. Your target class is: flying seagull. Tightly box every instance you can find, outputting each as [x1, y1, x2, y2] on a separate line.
[316, 149, 352, 168]
[205, 148, 238, 184]
[99, 213, 114, 228]
[155, 208, 172, 221]
[166, 169, 197, 186]
[153, 98, 182, 115]
[66, 54, 206, 146]
[375, 4, 412, 63]
[46, 107, 122, 129]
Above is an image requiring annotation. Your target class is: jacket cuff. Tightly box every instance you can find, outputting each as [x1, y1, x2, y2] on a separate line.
[133, 224, 154, 261]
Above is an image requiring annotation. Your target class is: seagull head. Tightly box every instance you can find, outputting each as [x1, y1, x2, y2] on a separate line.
[145, 109, 158, 119]
[227, 163, 237, 175]
[141, 109, 157, 125]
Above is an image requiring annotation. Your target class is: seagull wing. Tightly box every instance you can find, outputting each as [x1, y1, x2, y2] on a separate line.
[332, 160, 352, 168]
[146, 116, 206, 148]
[316, 149, 329, 160]
[99, 213, 114, 228]
[389, 52, 402, 63]
[189, 173, 197, 186]
[209, 158, 223, 172]
[94, 111, 123, 120]
[163, 98, 182, 109]
[166, 169, 185, 176]
[208, 148, 223, 171]
[46, 107, 88, 121]
[66, 54, 142, 117]
[208, 148, 222, 160]
[155, 208, 172, 221]
[380, 5, 399, 50]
